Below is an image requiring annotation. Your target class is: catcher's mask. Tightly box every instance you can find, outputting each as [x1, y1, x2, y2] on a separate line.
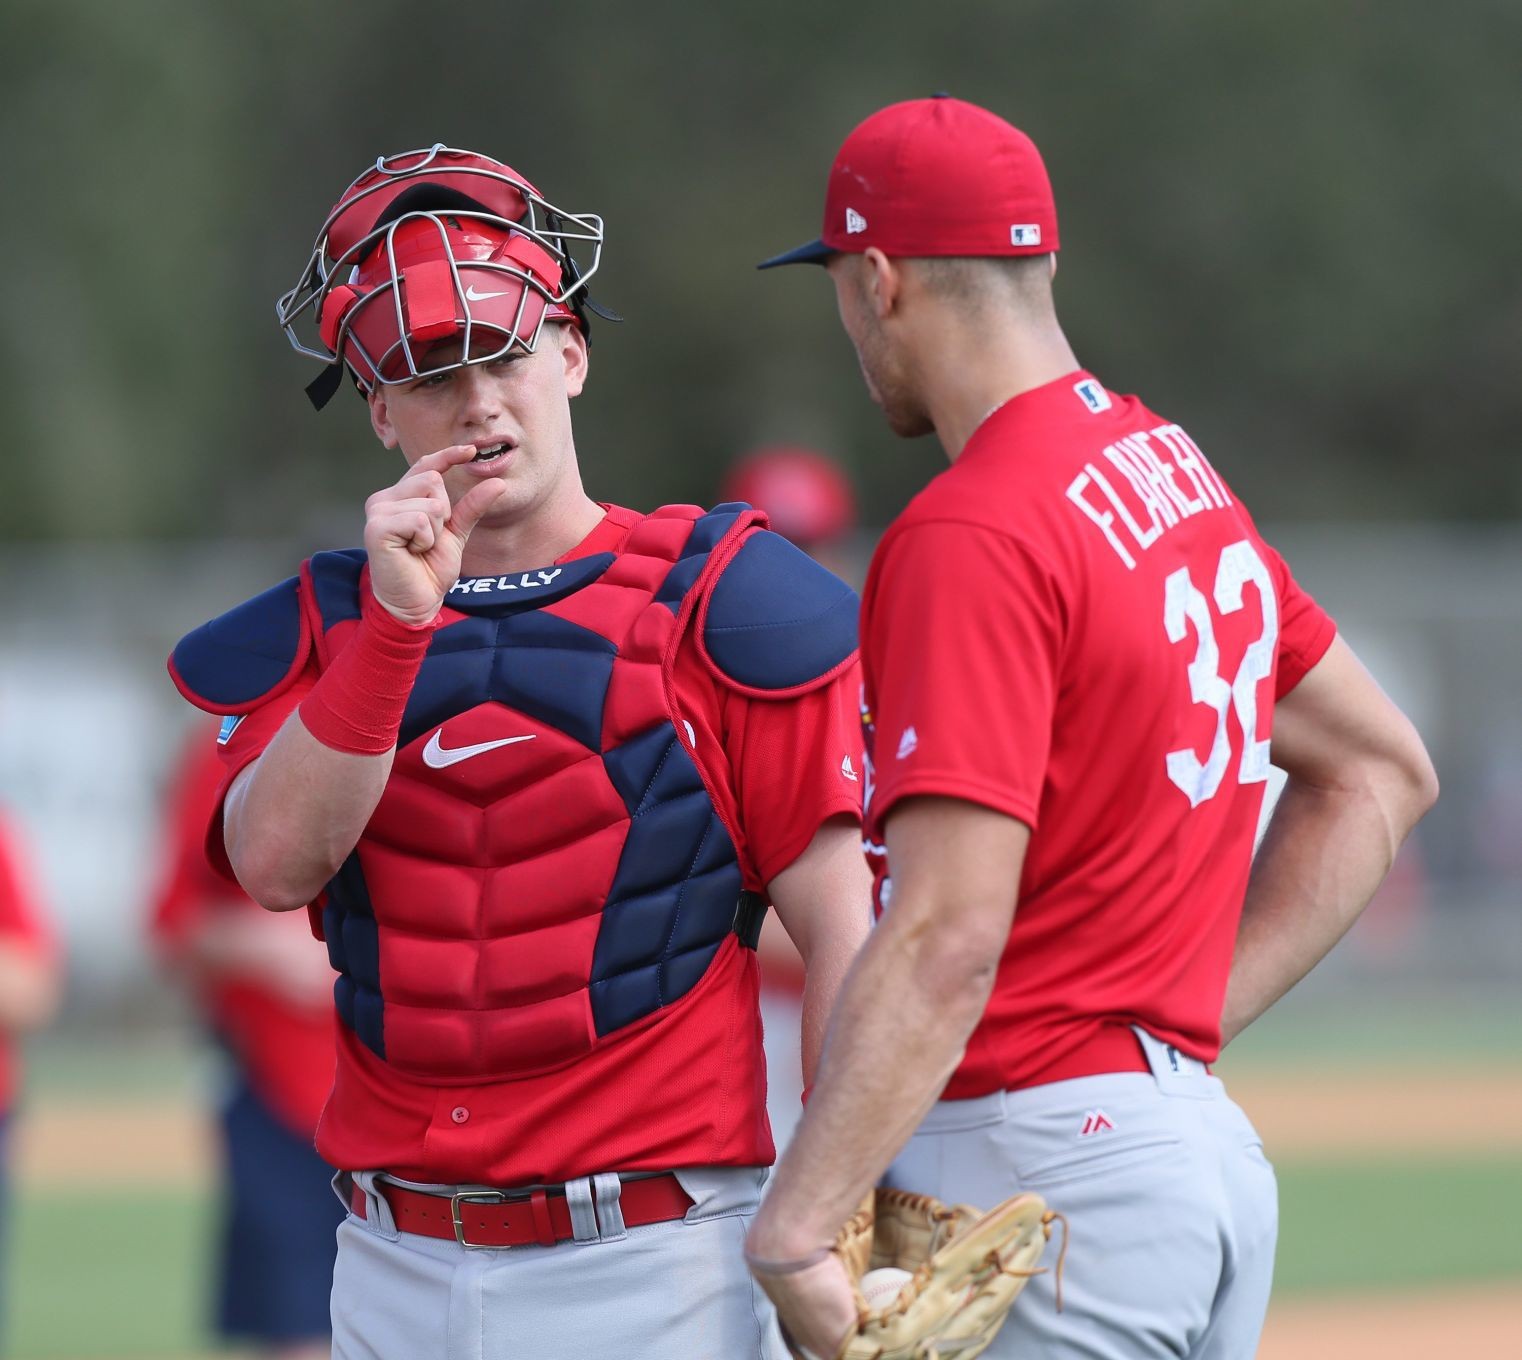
[276, 144, 611, 411]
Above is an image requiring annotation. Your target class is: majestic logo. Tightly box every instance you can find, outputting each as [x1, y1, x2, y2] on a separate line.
[464, 284, 513, 302]
[896, 726, 919, 760]
[422, 730, 537, 769]
[1010, 224, 1041, 246]
[1078, 1110, 1114, 1138]
[840, 754, 859, 782]
[1073, 378, 1112, 414]
[845, 208, 868, 235]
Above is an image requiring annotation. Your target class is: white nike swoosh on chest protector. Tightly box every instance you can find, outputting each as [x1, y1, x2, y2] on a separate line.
[421, 730, 537, 769]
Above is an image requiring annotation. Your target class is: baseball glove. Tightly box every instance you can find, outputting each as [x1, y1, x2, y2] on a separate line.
[788, 1187, 1064, 1360]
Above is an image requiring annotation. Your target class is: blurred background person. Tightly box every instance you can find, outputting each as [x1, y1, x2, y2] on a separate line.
[721, 444, 862, 585]
[0, 808, 60, 1342]
[148, 726, 340, 1360]
[722, 444, 867, 1148]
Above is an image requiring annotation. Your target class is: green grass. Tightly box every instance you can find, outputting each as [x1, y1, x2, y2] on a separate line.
[8, 1189, 215, 1359]
[1273, 1154, 1522, 1295]
[1218, 993, 1522, 1073]
[21, 1034, 206, 1103]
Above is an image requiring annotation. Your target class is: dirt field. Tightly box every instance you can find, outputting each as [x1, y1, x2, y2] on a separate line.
[1260, 1283, 1522, 1356]
[20, 1067, 1521, 1186]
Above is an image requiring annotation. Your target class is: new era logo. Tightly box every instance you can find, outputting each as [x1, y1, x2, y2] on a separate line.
[1079, 1110, 1114, 1138]
[845, 208, 868, 235]
[1010, 224, 1041, 246]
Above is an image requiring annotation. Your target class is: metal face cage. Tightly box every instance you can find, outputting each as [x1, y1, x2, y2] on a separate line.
[276, 144, 604, 398]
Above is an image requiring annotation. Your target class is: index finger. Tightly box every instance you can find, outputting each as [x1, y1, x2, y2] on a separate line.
[405, 444, 479, 476]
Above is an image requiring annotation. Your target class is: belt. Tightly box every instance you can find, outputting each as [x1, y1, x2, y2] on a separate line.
[1015, 1025, 1152, 1088]
[351, 1173, 693, 1249]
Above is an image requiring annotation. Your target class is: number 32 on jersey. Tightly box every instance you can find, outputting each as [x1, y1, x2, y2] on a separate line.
[1164, 540, 1278, 808]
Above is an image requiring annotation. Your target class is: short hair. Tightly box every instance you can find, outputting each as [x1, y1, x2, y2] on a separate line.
[910, 253, 1054, 312]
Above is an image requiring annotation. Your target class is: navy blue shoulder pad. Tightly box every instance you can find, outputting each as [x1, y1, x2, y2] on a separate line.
[702, 530, 858, 694]
[168, 576, 310, 715]
[307, 548, 367, 627]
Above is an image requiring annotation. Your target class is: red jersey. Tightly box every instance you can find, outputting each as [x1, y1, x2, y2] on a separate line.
[861, 372, 1336, 1097]
[150, 731, 336, 1137]
[0, 811, 55, 1111]
[209, 507, 864, 1181]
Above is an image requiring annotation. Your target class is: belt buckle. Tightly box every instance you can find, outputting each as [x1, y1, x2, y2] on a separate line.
[450, 1189, 507, 1250]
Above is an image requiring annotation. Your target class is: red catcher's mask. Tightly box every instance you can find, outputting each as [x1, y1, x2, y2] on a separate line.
[277, 145, 605, 408]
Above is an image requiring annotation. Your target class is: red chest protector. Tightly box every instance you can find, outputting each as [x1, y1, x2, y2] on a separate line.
[301, 504, 768, 1081]
[171, 501, 861, 1179]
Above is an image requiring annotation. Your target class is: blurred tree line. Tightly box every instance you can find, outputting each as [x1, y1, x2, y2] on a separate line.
[2, 0, 1518, 544]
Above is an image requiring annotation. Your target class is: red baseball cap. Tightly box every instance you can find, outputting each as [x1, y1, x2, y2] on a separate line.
[721, 446, 856, 548]
[758, 94, 1058, 269]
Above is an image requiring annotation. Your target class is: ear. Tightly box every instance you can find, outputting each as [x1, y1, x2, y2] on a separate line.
[1049, 253, 1058, 282]
[861, 247, 901, 320]
[368, 387, 399, 449]
[560, 323, 590, 399]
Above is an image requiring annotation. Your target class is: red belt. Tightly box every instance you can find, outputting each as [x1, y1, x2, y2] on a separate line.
[1015, 1025, 1152, 1089]
[351, 1173, 693, 1249]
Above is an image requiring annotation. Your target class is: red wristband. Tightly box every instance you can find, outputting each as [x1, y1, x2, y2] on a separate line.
[299, 591, 438, 755]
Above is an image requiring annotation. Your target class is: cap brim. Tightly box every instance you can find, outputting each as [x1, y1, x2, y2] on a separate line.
[756, 238, 836, 270]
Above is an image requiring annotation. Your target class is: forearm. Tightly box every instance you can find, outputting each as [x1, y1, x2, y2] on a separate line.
[0, 941, 60, 1031]
[758, 916, 993, 1251]
[1221, 770, 1427, 1045]
[225, 714, 393, 910]
[797, 938, 856, 1088]
[766, 818, 875, 1089]
[794, 874, 872, 1087]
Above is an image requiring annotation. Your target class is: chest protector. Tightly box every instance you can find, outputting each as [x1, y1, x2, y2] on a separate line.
[170, 502, 860, 1087]
[317, 505, 778, 1081]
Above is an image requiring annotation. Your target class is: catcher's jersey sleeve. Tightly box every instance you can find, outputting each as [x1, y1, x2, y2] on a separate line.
[709, 659, 864, 887]
[203, 667, 316, 881]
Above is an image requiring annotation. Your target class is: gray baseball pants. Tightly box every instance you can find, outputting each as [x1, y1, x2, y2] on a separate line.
[330, 1165, 787, 1359]
[882, 1028, 1278, 1359]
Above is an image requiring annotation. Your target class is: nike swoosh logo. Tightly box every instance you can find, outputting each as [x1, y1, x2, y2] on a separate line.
[465, 284, 512, 302]
[422, 730, 536, 769]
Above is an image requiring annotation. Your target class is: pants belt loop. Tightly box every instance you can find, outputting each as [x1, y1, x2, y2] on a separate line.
[1130, 1025, 1213, 1099]
[528, 1188, 556, 1248]
[564, 1176, 599, 1243]
[592, 1172, 626, 1241]
[352, 1170, 401, 1240]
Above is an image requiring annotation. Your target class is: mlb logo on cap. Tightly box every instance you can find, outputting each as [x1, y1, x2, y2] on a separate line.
[759, 94, 1059, 269]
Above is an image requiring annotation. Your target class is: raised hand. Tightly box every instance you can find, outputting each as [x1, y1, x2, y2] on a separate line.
[363, 445, 508, 623]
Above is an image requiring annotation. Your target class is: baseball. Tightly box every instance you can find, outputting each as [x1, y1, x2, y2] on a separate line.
[859, 1266, 914, 1311]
